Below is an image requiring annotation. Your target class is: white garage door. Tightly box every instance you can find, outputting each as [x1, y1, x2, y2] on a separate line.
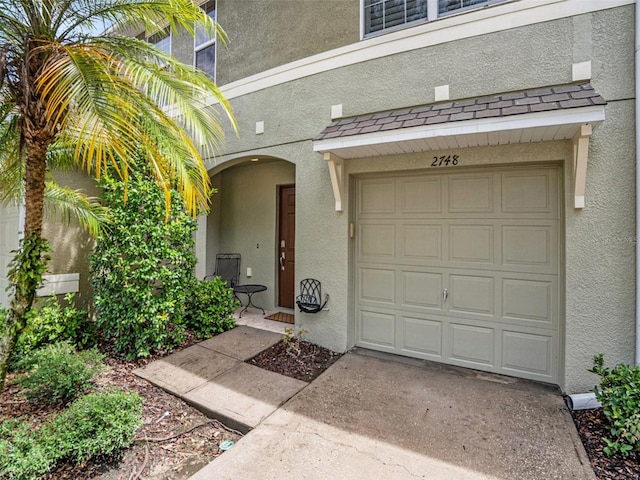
[0, 203, 21, 308]
[355, 165, 561, 383]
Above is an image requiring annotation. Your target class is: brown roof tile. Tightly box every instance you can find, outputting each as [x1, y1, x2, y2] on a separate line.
[314, 83, 606, 141]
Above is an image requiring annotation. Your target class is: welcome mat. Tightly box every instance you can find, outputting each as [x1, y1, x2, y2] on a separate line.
[265, 312, 295, 324]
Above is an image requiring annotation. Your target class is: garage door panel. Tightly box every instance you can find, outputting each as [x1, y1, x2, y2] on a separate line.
[501, 171, 555, 214]
[401, 271, 442, 310]
[360, 268, 395, 304]
[359, 310, 396, 348]
[359, 179, 396, 215]
[449, 225, 493, 264]
[360, 223, 395, 260]
[502, 225, 556, 268]
[449, 275, 495, 316]
[502, 277, 555, 327]
[400, 177, 442, 214]
[448, 175, 494, 213]
[450, 323, 495, 366]
[502, 331, 553, 377]
[400, 224, 442, 261]
[401, 316, 442, 357]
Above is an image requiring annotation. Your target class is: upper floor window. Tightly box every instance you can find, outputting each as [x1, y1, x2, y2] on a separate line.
[147, 27, 171, 56]
[195, 0, 216, 80]
[364, 0, 428, 35]
[363, 0, 505, 37]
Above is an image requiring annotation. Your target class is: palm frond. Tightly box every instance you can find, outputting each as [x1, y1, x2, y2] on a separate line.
[43, 180, 110, 237]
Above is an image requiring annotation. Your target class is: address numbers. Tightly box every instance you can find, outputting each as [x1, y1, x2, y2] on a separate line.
[431, 155, 459, 167]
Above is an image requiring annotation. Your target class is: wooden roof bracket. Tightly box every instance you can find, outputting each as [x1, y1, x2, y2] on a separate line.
[573, 124, 593, 209]
[324, 152, 344, 211]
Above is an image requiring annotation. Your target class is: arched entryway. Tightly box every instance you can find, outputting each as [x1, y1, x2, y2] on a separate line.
[197, 156, 296, 313]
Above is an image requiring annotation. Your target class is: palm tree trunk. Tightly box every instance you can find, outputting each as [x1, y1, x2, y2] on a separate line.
[0, 130, 51, 392]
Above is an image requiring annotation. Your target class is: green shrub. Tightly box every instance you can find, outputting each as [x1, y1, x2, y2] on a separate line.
[14, 293, 96, 360]
[90, 162, 197, 359]
[48, 389, 143, 462]
[590, 354, 640, 457]
[0, 390, 142, 479]
[0, 418, 58, 480]
[186, 277, 238, 339]
[15, 342, 104, 404]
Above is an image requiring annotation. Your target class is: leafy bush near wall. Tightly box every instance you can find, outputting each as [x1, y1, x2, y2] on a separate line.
[90, 163, 197, 359]
[14, 342, 104, 404]
[590, 354, 640, 457]
[14, 293, 96, 361]
[0, 389, 142, 479]
[186, 277, 238, 339]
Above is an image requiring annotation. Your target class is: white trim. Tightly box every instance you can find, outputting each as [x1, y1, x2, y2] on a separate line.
[38, 273, 80, 297]
[324, 153, 345, 211]
[211, 0, 631, 104]
[572, 123, 592, 209]
[313, 106, 606, 153]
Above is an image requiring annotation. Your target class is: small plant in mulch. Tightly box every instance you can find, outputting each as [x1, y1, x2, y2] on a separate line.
[590, 354, 640, 457]
[247, 329, 342, 382]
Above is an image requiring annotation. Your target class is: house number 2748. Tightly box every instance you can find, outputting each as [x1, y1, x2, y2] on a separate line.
[431, 155, 459, 167]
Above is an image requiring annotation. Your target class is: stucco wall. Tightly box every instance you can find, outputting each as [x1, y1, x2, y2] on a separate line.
[216, 0, 359, 86]
[42, 171, 101, 309]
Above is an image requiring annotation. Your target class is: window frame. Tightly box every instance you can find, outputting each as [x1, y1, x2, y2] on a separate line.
[194, 0, 217, 81]
[360, 0, 510, 38]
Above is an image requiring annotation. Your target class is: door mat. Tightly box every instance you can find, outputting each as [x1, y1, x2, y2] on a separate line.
[265, 312, 295, 324]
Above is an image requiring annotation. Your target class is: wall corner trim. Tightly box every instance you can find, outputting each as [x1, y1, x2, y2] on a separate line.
[572, 123, 593, 209]
[38, 273, 80, 297]
[324, 152, 344, 212]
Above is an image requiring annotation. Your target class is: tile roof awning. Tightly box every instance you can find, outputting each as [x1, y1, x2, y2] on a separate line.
[313, 83, 606, 211]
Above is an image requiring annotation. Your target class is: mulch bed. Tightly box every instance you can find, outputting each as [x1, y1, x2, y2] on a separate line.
[570, 407, 640, 479]
[247, 339, 342, 382]
[1, 334, 242, 480]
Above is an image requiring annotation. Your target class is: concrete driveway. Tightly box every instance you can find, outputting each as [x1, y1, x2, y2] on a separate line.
[189, 348, 594, 480]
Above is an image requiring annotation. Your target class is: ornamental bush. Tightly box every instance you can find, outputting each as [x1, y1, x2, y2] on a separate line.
[90, 162, 197, 359]
[590, 354, 640, 457]
[0, 389, 142, 480]
[186, 277, 238, 339]
[14, 342, 104, 405]
[14, 293, 96, 362]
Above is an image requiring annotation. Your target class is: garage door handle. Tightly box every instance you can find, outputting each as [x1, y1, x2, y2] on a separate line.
[443, 288, 448, 302]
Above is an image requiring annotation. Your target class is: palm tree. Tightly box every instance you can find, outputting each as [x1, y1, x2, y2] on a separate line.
[0, 0, 235, 391]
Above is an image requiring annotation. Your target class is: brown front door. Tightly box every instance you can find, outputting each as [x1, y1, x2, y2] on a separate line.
[278, 185, 295, 309]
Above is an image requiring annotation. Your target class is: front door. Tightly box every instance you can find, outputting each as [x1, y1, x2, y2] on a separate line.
[278, 185, 295, 308]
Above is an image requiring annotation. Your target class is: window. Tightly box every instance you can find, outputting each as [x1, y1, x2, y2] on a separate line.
[195, 0, 216, 80]
[148, 27, 171, 56]
[363, 0, 505, 36]
[439, 0, 495, 16]
[364, 0, 428, 35]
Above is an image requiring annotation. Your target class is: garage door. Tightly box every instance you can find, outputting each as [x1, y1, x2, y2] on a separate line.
[355, 166, 561, 383]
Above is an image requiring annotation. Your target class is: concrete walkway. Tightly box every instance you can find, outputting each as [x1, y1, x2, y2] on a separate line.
[134, 321, 595, 480]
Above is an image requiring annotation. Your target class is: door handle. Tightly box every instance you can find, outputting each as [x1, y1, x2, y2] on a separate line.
[280, 252, 285, 270]
[443, 288, 448, 302]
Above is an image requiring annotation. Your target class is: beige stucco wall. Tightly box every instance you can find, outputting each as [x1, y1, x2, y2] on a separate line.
[216, 0, 359, 86]
[42, 171, 101, 309]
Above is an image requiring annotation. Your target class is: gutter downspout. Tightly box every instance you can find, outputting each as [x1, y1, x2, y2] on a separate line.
[636, 0, 640, 367]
